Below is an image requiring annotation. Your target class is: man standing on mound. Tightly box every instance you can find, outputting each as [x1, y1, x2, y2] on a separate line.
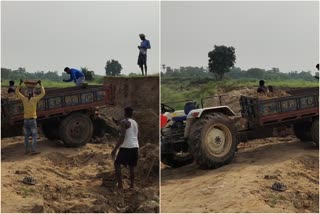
[111, 107, 140, 189]
[137, 33, 151, 76]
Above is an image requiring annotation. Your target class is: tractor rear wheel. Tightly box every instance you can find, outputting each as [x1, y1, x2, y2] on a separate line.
[59, 113, 93, 147]
[188, 113, 237, 169]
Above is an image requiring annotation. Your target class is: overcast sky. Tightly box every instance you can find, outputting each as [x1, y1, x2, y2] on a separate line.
[1, 1, 159, 75]
[161, 1, 319, 74]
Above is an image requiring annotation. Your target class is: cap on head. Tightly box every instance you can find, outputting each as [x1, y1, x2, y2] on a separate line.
[124, 107, 133, 117]
[64, 67, 70, 72]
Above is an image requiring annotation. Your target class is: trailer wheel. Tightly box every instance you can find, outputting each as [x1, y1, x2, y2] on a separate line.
[41, 121, 60, 140]
[311, 118, 319, 146]
[188, 113, 237, 169]
[59, 113, 93, 147]
[294, 123, 312, 142]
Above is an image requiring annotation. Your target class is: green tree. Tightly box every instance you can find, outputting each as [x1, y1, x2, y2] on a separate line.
[81, 67, 95, 81]
[166, 66, 173, 75]
[208, 45, 236, 80]
[105, 60, 122, 76]
[1, 68, 11, 79]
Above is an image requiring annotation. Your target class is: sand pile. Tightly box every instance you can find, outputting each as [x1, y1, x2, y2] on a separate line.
[205, 87, 291, 114]
[137, 143, 159, 179]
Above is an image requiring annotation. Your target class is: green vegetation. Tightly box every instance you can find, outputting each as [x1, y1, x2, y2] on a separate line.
[162, 78, 319, 109]
[1, 79, 104, 88]
[105, 59, 122, 76]
[266, 193, 287, 208]
[1, 66, 157, 88]
[80, 67, 95, 81]
[162, 65, 319, 109]
[162, 66, 318, 81]
[20, 186, 36, 198]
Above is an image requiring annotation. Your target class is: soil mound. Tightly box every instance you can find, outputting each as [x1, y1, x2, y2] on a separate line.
[102, 76, 159, 144]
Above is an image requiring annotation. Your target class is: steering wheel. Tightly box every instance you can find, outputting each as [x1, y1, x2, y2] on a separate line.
[161, 103, 175, 114]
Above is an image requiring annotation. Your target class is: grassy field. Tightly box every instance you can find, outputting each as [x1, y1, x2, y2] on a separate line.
[1, 78, 105, 88]
[161, 78, 319, 109]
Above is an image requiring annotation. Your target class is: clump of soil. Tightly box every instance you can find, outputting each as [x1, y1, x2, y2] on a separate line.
[137, 143, 159, 179]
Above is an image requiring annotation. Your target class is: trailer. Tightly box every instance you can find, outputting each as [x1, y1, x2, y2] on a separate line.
[239, 88, 318, 143]
[1, 84, 115, 147]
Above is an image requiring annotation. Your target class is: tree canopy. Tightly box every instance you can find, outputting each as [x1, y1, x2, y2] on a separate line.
[161, 66, 316, 82]
[81, 67, 95, 81]
[208, 45, 236, 80]
[105, 60, 122, 76]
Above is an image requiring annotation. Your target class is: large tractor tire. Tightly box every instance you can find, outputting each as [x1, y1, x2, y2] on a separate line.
[161, 153, 194, 168]
[188, 113, 237, 169]
[41, 120, 60, 140]
[59, 113, 93, 147]
[311, 118, 319, 147]
[294, 122, 312, 142]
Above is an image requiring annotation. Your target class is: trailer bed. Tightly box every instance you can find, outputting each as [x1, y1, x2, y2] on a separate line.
[240, 88, 319, 128]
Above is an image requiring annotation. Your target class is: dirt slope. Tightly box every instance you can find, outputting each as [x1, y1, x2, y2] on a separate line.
[1, 137, 159, 213]
[161, 136, 319, 213]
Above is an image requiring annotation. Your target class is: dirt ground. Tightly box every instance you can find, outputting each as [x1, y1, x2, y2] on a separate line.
[161, 136, 319, 213]
[1, 136, 159, 213]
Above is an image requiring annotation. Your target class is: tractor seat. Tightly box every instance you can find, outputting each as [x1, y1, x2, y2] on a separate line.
[184, 102, 197, 115]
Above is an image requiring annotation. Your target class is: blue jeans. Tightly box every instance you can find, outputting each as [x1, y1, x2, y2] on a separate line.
[23, 119, 38, 152]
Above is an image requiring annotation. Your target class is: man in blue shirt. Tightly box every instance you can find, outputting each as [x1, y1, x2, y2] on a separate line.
[137, 34, 151, 76]
[63, 67, 85, 86]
